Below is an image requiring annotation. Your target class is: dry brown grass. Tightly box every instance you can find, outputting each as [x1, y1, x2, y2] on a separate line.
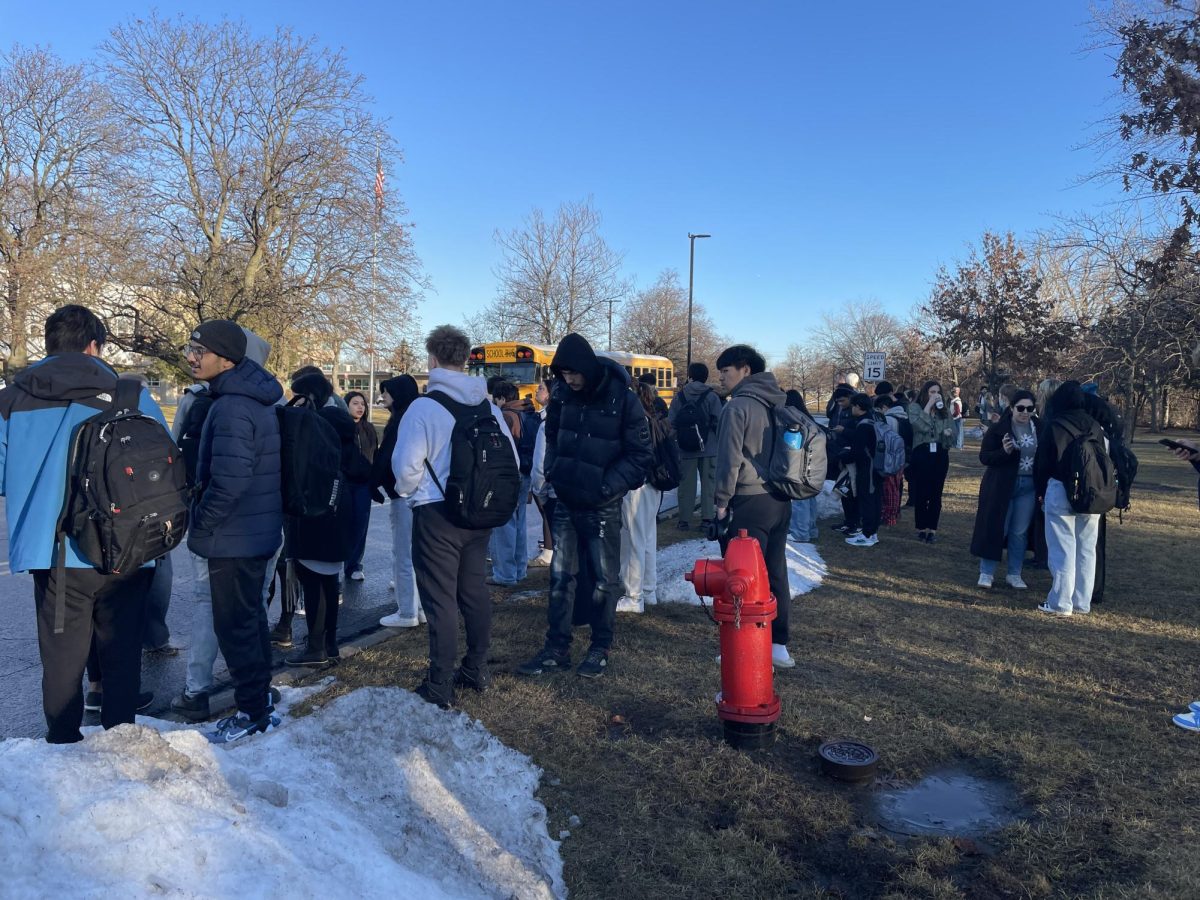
[296, 432, 1200, 899]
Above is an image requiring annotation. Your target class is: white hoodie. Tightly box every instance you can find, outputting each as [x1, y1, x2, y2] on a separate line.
[391, 367, 517, 508]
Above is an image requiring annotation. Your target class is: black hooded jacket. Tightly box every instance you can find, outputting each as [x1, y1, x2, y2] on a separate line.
[372, 374, 420, 501]
[1034, 383, 1105, 498]
[545, 333, 653, 509]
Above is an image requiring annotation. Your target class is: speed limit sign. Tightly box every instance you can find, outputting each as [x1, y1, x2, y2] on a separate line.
[864, 352, 886, 382]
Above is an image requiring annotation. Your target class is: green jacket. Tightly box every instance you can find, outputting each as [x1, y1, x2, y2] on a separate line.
[907, 403, 955, 451]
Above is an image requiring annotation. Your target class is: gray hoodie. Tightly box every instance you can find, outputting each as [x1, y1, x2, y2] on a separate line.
[668, 380, 724, 459]
[714, 372, 787, 508]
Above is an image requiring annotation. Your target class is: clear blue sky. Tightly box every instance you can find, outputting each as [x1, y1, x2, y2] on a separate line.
[4, 0, 1128, 362]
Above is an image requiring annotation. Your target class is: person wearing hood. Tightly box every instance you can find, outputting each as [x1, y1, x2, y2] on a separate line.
[0, 305, 167, 744]
[713, 344, 796, 669]
[342, 390, 378, 583]
[171, 326, 282, 724]
[373, 373, 425, 628]
[827, 384, 860, 535]
[185, 319, 284, 743]
[1033, 380, 1105, 617]
[877, 393, 911, 527]
[786, 390, 819, 544]
[392, 325, 518, 708]
[516, 332, 653, 679]
[668, 362, 724, 530]
[281, 371, 369, 668]
[488, 380, 536, 587]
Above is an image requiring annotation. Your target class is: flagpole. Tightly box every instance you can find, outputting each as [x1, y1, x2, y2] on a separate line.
[369, 149, 382, 416]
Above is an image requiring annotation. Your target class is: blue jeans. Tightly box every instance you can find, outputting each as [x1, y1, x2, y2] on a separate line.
[185, 544, 280, 695]
[344, 483, 373, 576]
[490, 475, 530, 584]
[980, 475, 1037, 579]
[547, 499, 623, 651]
[390, 498, 419, 618]
[953, 418, 964, 449]
[789, 496, 818, 541]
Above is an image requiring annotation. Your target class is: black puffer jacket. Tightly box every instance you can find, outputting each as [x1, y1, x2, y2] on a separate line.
[372, 374, 420, 501]
[545, 333, 653, 509]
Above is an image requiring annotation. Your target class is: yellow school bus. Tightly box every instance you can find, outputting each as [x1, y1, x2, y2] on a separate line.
[467, 342, 674, 405]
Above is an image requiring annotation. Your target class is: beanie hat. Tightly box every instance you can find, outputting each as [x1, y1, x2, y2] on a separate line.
[192, 320, 247, 364]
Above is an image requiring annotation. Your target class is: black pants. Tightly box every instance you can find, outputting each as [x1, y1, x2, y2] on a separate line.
[412, 502, 492, 685]
[33, 566, 151, 743]
[722, 492, 792, 646]
[142, 554, 173, 650]
[547, 499, 623, 652]
[295, 562, 340, 654]
[535, 495, 556, 552]
[855, 468, 884, 538]
[208, 556, 273, 719]
[908, 445, 949, 531]
[840, 492, 860, 530]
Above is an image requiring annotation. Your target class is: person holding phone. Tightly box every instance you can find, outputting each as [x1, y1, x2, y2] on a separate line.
[971, 389, 1038, 588]
[907, 380, 955, 542]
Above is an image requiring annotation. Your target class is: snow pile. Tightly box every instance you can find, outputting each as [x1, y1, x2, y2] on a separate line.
[0, 687, 564, 900]
[656, 537, 826, 606]
[816, 479, 844, 521]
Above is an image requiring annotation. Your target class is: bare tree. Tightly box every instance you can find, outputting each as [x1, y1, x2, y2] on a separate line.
[477, 198, 625, 345]
[615, 269, 725, 371]
[99, 14, 422, 369]
[810, 301, 906, 376]
[771, 342, 832, 405]
[0, 45, 124, 368]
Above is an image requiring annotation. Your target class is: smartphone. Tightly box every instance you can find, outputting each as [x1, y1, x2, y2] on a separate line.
[1159, 438, 1190, 451]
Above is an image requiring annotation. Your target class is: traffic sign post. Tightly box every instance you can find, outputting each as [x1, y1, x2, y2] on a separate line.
[864, 352, 886, 382]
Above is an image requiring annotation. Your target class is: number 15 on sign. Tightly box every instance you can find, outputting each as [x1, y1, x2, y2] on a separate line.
[864, 352, 885, 382]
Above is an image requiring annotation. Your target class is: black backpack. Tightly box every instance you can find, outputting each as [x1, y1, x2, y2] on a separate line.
[54, 378, 188, 631]
[277, 400, 343, 517]
[1058, 420, 1118, 515]
[1109, 439, 1139, 512]
[423, 392, 521, 529]
[674, 390, 712, 453]
[648, 414, 681, 491]
[516, 409, 541, 476]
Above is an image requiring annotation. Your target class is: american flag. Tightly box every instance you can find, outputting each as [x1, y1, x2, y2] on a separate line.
[374, 153, 384, 218]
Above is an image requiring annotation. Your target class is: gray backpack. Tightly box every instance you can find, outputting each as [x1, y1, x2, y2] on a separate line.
[753, 398, 826, 500]
[872, 419, 908, 476]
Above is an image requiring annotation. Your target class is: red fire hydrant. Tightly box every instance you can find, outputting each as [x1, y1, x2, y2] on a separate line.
[685, 529, 781, 749]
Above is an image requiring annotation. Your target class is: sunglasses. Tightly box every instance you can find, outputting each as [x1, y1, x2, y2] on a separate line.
[1014, 404, 1035, 412]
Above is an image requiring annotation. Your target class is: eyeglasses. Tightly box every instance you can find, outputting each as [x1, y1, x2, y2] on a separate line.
[181, 343, 211, 360]
[1014, 404, 1035, 412]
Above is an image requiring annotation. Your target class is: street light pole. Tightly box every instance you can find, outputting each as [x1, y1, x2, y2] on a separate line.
[686, 232, 711, 373]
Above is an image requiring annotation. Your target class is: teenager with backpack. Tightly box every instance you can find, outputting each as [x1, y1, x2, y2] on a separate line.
[712, 344, 797, 669]
[840, 394, 885, 547]
[488, 380, 536, 587]
[185, 320, 284, 743]
[876, 394, 909, 527]
[516, 333, 652, 679]
[971, 389, 1038, 590]
[1034, 381, 1111, 616]
[786, 390, 820, 543]
[373, 374, 425, 628]
[392, 325, 519, 707]
[668, 362, 723, 531]
[0, 306, 170, 743]
[618, 381, 674, 613]
[343, 390, 378, 583]
[907, 381, 955, 543]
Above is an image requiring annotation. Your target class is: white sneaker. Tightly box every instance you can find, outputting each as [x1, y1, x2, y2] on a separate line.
[349, 570, 365, 582]
[1037, 603, 1072, 617]
[615, 596, 644, 614]
[529, 549, 553, 567]
[771, 644, 796, 669]
[418, 606, 427, 624]
[380, 612, 420, 628]
[845, 533, 878, 547]
[1005, 574, 1028, 590]
[844, 529, 863, 540]
[977, 573, 993, 589]
[1173, 711, 1200, 732]
[388, 580, 395, 592]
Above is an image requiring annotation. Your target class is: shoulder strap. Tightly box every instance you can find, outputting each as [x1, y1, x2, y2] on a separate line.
[419, 391, 491, 499]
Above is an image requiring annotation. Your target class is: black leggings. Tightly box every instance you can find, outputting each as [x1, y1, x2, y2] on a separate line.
[908, 446, 949, 531]
[295, 563, 341, 655]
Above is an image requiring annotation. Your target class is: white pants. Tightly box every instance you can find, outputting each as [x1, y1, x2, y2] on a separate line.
[620, 484, 660, 602]
[1043, 479, 1100, 614]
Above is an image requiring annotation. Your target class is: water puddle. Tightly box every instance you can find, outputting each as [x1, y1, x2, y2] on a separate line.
[874, 769, 1025, 838]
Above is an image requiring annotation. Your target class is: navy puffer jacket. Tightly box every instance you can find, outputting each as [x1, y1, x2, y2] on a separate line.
[545, 335, 652, 509]
[188, 358, 284, 559]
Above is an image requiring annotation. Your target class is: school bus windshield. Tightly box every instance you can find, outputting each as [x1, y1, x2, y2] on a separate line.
[466, 361, 539, 384]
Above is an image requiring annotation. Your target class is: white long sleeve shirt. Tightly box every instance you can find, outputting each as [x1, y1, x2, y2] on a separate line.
[391, 367, 517, 508]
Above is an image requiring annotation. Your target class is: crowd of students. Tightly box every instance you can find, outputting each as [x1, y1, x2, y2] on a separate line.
[2, 305, 1198, 744]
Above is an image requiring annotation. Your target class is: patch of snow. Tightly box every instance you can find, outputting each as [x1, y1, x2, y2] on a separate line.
[656, 537, 826, 606]
[0, 686, 564, 900]
[816, 479, 844, 521]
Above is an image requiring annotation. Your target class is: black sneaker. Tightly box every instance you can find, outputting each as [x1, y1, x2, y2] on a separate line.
[206, 711, 280, 744]
[136, 691, 154, 712]
[285, 647, 330, 668]
[677, 520, 690, 530]
[269, 625, 293, 648]
[84, 691, 102, 712]
[516, 647, 571, 676]
[454, 665, 491, 694]
[144, 643, 179, 658]
[269, 686, 282, 706]
[576, 647, 609, 679]
[170, 690, 211, 722]
[415, 677, 454, 709]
